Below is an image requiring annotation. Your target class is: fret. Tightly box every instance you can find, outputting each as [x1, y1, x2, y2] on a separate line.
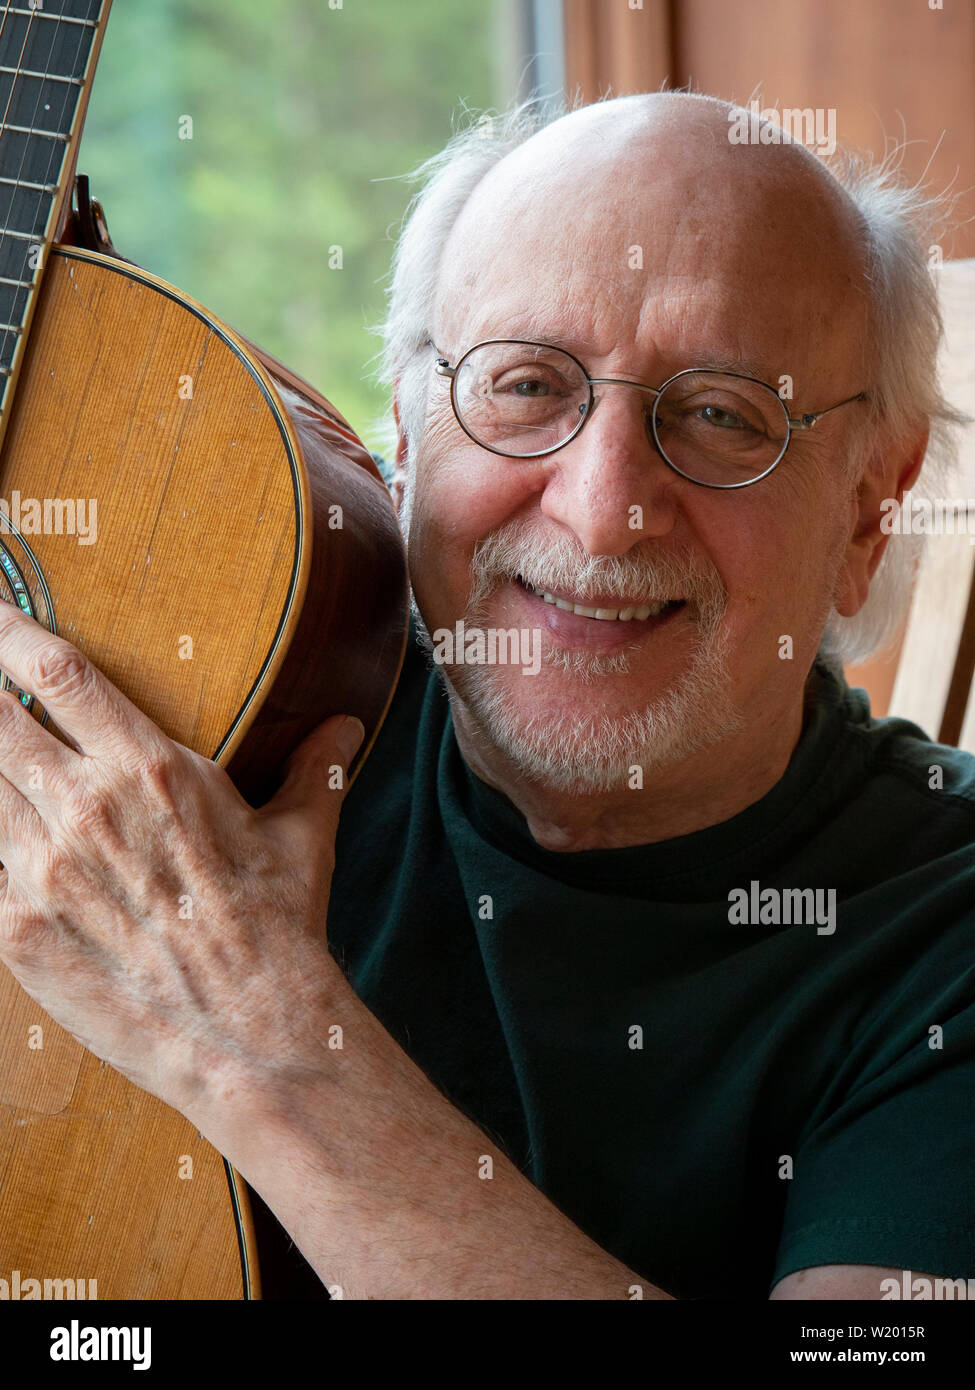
[3, 9, 96, 25]
[0, 124, 69, 141]
[0, 0, 104, 433]
[0, 129, 73, 185]
[0, 178, 58, 193]
[0, 68, 84, 85]
[0, 317, 28, 349]
[0, 223, 49, 246]
[0, 244, 47, 277]
[1, 10, 99, 88]
[0, 187, 51, 242]
[0, 73, 84, 133]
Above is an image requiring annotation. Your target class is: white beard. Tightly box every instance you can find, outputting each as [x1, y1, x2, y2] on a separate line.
[436, 623, 742, 795]
[401, 466, 744, 795]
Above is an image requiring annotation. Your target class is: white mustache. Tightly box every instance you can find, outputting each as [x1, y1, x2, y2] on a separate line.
[468, 522, 728, 630]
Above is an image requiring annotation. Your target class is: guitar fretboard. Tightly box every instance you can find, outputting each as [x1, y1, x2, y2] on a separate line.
[0, 0, 105, 427]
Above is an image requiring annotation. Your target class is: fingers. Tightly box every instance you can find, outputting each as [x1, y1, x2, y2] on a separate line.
[0, 759, 48, 877]
[335, 716, 367, 766]
[0, 687, 77, 813]
[261, 715, 365, 860]
[0, 604, 170, 763]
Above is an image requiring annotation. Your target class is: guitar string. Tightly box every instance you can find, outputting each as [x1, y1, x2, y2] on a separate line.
[0, 1, 41, 664]
[0, 0, 39, 380]
[0, 0, 47, 369]
[0, 0, 63, 652]
[22, 3, 92, 282]
[1, 2, 78, 297]
[0, 1, 34, 137]
[0, 2, 88, 375]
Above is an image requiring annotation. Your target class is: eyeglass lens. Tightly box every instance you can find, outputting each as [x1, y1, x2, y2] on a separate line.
[452, 342, 789, 486]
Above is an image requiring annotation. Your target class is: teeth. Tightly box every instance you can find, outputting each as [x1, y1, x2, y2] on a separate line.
[518, 577, 676, 622]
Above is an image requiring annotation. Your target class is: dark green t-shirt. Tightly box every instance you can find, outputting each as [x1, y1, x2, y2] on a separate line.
[328, 626, 975, 1299]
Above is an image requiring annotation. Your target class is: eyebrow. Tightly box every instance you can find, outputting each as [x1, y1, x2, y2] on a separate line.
[475, 331, 780, 386]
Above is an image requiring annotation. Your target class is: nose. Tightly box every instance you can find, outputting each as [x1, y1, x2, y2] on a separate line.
[538, 383, 680, 556]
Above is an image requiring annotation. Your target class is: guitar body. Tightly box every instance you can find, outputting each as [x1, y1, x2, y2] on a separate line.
[0, 245, 409, 1297]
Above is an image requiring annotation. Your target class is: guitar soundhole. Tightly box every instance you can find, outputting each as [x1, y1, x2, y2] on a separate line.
[0, 529, 55, 722]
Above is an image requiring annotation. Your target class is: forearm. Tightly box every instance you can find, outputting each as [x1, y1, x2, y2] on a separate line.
[192, 959, 673, 1301]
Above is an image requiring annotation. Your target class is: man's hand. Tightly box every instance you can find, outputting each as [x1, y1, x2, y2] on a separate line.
[0, 602, 364, 1117]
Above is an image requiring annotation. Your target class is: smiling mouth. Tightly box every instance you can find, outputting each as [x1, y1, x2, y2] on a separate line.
[514, 573, 686, 623]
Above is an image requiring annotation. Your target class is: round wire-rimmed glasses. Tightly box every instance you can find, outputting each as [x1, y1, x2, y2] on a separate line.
[431, 338, 868, 490]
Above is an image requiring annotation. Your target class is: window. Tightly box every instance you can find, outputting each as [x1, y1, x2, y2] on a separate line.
[78, 0, 562, 452]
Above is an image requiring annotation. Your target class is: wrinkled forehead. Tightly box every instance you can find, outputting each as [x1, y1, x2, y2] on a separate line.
[434, 100, 871, 391]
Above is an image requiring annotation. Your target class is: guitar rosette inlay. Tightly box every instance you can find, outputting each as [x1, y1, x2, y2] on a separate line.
[0, 528, 55, 721]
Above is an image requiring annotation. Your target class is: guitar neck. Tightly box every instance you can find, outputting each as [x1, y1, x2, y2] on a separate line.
[0, 0, 111, 453]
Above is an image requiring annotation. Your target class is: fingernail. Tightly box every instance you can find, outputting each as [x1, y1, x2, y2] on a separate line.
[336, 715, 365, 763]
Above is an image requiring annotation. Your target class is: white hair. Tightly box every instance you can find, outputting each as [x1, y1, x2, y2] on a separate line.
[370, 91, 968, 666]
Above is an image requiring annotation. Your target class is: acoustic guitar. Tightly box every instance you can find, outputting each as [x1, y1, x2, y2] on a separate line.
[0, 0, 409, 1298]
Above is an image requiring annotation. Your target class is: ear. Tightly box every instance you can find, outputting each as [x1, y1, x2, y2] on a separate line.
[390, 387, 409, 515]
[833, 424, 929, 617]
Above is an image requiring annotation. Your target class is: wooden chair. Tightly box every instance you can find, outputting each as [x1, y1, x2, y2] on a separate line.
[848, 258, 975, 752]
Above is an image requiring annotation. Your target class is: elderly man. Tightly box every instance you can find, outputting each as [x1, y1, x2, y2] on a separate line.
[0, 92, 972, 1302]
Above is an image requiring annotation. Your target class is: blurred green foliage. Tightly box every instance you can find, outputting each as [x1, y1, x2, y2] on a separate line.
[78, 0, 504, 452]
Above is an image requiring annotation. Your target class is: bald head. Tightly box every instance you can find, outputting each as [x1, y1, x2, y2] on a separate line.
[434, 93, 872, 398]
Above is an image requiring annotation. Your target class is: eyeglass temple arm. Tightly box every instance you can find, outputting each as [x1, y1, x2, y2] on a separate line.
[786, 391, 869, 430]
